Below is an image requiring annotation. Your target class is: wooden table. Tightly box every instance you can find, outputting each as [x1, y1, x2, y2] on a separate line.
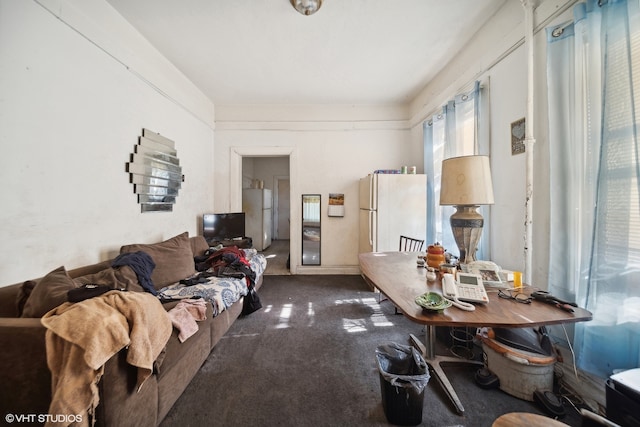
[359, 251, 593, 414]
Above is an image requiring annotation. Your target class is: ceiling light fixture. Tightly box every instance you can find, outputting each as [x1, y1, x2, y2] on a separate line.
[290, 0, 323, 16]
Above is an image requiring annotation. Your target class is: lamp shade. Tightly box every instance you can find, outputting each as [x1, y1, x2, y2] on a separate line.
[440, 155, 494, 206]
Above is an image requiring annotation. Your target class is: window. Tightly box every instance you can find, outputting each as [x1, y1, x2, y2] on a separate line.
[424, 81, 488, 259]
[546, 0, 640, 377]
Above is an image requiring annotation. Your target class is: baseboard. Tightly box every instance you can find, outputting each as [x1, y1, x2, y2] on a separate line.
[293, 265, 361, 275]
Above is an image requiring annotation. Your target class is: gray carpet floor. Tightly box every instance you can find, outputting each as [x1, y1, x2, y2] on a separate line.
[160, 275, 583, 427]
[261, 239, 291, 275]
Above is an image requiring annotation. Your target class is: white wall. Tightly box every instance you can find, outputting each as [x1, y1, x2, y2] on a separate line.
[242, 157, 290, 192]
[1, 0, 576, 285]
[215, 0, 576, 284]
[408, 0, 575, 288]
[0, 0, 216, 285]
[214, 111, 414, 273]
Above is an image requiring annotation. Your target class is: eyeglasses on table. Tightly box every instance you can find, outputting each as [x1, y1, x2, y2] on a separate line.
[498, 289, 532, 304]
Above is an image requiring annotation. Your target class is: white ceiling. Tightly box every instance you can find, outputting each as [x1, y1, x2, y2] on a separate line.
[105, 0, 507, 106]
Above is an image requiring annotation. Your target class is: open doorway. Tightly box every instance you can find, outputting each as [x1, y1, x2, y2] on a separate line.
[241, 156, 291, 275]
[230, 146, 298, 273]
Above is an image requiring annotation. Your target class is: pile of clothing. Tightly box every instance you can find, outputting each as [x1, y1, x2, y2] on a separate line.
[193, 246, 256, 287]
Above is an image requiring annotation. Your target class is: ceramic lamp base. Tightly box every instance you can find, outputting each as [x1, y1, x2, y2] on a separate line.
[450, 205, 484, 264]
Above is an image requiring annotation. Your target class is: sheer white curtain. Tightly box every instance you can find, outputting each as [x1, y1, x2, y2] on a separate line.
[424, 81, 490, 259]
[547, 0, 640, 378]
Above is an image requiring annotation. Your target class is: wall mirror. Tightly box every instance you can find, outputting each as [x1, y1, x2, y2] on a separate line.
[302, 194, 321, 265]
[126, 128, 182, 212]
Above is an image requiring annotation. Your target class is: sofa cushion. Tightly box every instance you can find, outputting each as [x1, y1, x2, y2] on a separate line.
[16, 280, 37, 317]
[190, 236, 209, 257]
[21, 267, 78, 318]
[120, 232, 196, 290]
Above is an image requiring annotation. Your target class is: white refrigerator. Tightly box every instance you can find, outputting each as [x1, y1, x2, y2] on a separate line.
[359, 174, 427, 253]
[242, 189, 273, 251]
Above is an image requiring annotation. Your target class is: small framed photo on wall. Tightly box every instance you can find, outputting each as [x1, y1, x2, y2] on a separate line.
[511, 117, 526, 155]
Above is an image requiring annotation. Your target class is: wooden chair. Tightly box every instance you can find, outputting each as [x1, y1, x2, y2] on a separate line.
[385, 236, 425, 315]
[399, 235, 425, 252]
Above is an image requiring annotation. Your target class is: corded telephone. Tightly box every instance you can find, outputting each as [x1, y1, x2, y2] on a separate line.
[442, 273, 489, 311]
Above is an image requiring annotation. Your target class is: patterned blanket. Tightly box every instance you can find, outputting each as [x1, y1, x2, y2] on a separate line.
[158, 249, 267, 316]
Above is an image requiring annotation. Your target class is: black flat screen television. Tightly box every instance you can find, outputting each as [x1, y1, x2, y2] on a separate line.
[203, 212, 246, 242]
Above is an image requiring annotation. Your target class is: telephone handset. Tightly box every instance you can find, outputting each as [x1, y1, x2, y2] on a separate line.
[442, 273, 476, 311]
[442, 273, 458, 298]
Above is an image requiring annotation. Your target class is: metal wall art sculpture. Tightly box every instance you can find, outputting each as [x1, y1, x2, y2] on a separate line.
[126, 129, 182, 212]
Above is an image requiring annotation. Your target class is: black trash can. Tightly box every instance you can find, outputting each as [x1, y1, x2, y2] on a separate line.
[376, 342, 430, 426]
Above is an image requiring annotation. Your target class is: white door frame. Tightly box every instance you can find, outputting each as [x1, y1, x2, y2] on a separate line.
[230, 146, 298, 273]
[273, 175, 290, 240]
